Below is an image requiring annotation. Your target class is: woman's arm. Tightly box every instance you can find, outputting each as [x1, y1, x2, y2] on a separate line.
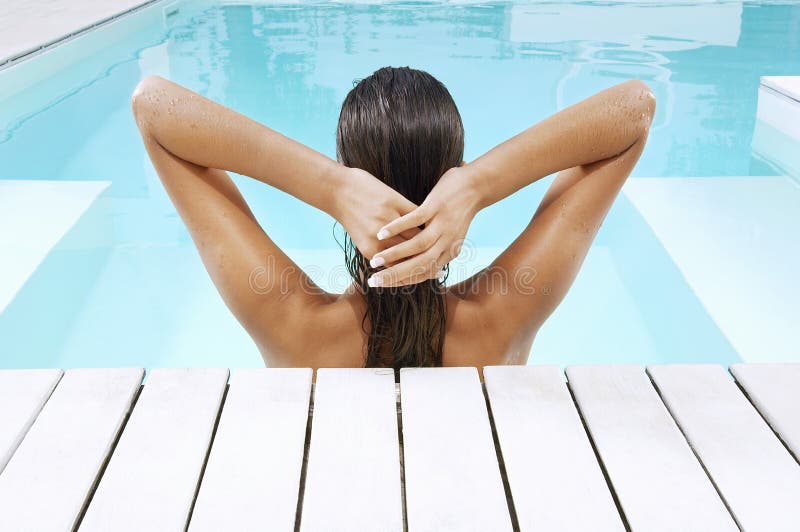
[369, 79, 655, 287]
[132, 76, 417, 258]
[131, 76, 415, 363]
[132, 75, 343, 215]
[372, 79, 655, 365]
[464, 79, 654, 212]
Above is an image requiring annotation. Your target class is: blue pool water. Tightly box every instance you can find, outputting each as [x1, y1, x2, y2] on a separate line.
[1, 1, 799, 369]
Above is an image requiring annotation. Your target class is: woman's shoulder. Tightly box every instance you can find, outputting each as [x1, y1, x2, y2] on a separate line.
[250, 291, 366, 368]
[442, 292, 533, 367]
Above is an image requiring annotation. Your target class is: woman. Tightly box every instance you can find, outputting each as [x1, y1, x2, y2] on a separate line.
[131, 66, 655, 369]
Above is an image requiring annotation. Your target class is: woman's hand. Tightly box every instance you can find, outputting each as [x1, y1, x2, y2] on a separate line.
[366, 165, 484, 287]
[332, 166, 421, 260]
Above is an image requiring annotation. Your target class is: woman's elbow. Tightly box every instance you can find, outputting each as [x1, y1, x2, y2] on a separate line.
[626, 79, 656, 132]
[131, 75, 167, 130]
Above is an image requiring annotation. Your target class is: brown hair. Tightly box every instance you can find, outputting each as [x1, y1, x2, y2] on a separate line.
[336, 66, 465, 368]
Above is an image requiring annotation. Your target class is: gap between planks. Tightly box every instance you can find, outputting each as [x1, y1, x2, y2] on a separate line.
[72, 384, 145, 531]
[731, 376, 800, 466]
[564, 380, 632, 532]
[481, 383, 521, 532]
[291, 371, 521, 532]
[396, 380, 409, 532]
[292, 382, 316, 532]
[643, 371, 743, 531]
[70, 377, 232, 532]
[293, 376, 411, 531]
[183, 384, 230, 531]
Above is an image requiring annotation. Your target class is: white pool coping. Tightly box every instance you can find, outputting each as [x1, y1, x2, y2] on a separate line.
[624, 176, 800, 363]
[0, 180, 110, 313]
[757, 76, 800, 141]
[0, 0, 163, 66]
[762, 76, 800, 103]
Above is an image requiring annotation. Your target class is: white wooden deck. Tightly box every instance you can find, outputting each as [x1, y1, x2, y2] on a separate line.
[0, 364, 798, 531]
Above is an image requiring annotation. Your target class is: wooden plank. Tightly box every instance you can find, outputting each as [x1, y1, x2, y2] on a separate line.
[566, 365, 736, 532]
[189, 368, 312, 532]
[483, 365, 624, 531]
[401, 367, 513, 532]
[0, 369, 63, 474]
[648, 364, 800, 531]
[79, 368, 228, 532]
[730, 363, 800, 460]
[300, 368, 402, 532]
[0, 368, 143, 531]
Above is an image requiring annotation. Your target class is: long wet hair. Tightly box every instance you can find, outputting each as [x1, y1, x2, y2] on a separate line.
[336, 66, 465, 368]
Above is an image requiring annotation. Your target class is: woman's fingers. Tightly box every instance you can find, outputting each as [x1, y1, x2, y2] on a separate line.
[368, 245, 445, 287]
[378, 234, 407, 252]
[390, 260, 448, 287]
[440, 237, 464, 264]
[377, 205, 432, 240]
[356, 225, 419, 259]
[370, 229, 438, 268]
[399, 227, 421, 241]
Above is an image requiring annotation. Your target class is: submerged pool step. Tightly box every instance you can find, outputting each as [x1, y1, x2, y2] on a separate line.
[624, 176, 800, 364]
[0, 180, 110, 313]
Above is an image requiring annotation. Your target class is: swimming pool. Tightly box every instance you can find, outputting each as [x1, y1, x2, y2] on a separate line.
[1, 0, 799, 369]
